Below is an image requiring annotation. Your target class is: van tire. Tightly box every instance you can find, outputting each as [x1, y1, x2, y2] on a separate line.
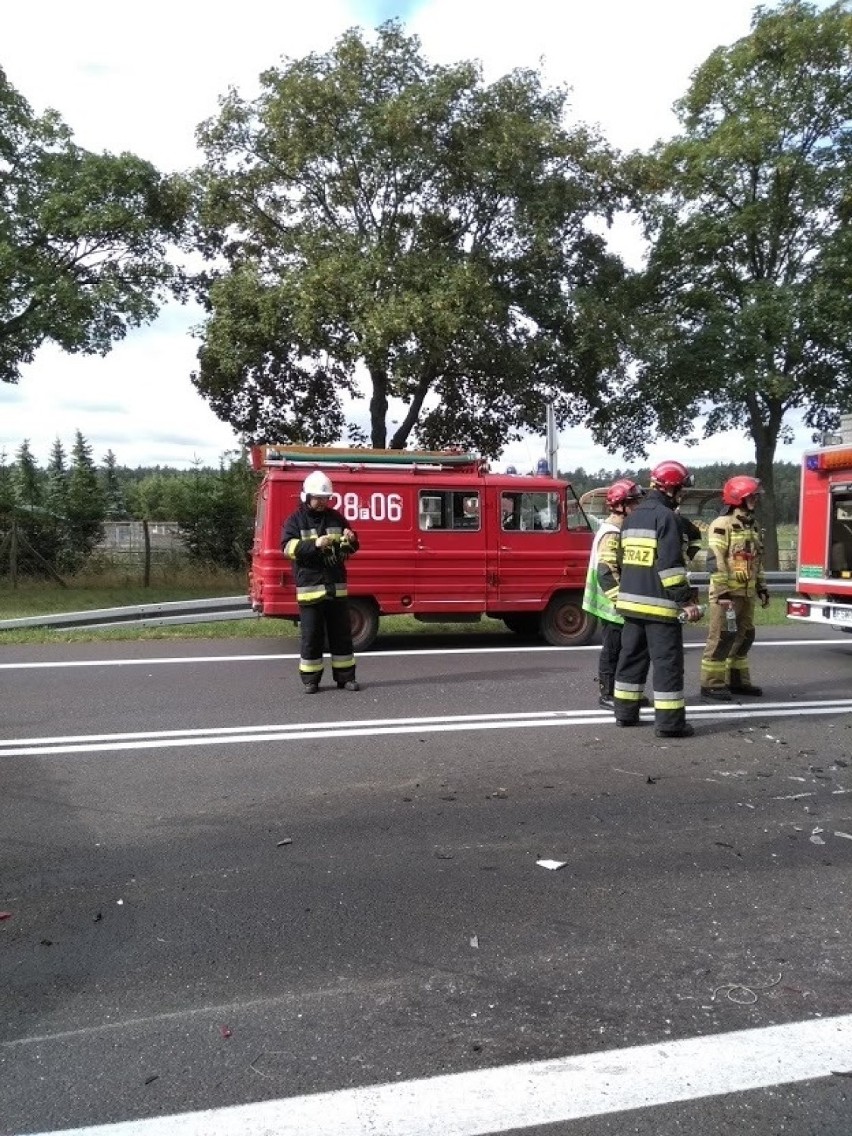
[540, 594, 597, 647]
[349, 597, 380, 652]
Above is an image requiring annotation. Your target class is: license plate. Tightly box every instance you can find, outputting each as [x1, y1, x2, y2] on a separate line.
[831, 607, 852, 624]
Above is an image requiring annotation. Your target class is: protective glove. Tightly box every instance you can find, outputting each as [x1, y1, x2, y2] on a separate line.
[733, 570, 750, 584]
[758, 588, 770, 608]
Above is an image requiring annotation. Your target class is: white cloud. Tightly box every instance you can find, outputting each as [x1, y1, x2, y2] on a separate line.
[1, 0, 816, 470]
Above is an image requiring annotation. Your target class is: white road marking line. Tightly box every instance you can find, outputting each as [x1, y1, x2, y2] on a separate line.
[20, 1013, 852, 1136]
[0, 637, 846, 669]
[1, 701, 851, 758]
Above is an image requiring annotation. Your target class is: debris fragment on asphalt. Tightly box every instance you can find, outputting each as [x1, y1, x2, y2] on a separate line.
[536, 859, 567, 871]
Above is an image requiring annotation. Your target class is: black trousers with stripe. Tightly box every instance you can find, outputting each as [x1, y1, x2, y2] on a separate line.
[297, 599, 356, 686]
[613, 618, 686, 733]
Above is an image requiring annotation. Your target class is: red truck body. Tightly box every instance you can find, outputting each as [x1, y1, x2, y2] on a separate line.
[248, 445, 597, 649]
[786, 436, 852, 633]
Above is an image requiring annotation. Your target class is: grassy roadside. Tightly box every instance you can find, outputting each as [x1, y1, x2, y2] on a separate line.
[0, 586, 792, 647]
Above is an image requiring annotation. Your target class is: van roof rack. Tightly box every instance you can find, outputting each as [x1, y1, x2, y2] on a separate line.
[250, 444, 484, 473]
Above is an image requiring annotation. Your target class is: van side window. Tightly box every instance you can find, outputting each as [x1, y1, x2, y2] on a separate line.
[454, 493, 480, 530]
[564, 487, 594, 532]
[419, 494, 443, 530]
[419, 491, 481, 531]
[502, 491, 561, 532]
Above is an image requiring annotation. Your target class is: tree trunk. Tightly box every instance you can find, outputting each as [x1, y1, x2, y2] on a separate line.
[369, 366, 388, 449]
[389, 371, 434, 451]
[749, 395, 783, 570]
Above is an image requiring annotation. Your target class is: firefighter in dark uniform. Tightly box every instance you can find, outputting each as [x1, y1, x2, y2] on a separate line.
[700, 475, 769, 700]
[281, 470, 360, 694]
[613, 460, 702, 738]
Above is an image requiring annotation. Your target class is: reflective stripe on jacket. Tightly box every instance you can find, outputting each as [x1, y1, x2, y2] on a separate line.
[706, 509, 766, 600]
[582, 517, 623, 625]
[615, 489, 693, 622]
[281, 504, 359, 605]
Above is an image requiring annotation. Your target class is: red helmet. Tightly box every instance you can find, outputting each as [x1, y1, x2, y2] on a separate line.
[723, 475, 761, 507]
[606, 479, 645, 508]
[650, 460, 694, 492]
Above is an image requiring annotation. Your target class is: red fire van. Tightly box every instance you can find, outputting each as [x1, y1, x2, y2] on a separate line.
[248, 446, 597, 650]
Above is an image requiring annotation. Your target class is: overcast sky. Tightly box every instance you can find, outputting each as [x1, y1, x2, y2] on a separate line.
[1, 0, 818, 472]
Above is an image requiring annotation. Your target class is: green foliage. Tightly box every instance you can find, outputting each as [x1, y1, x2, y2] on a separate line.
[190, 22, 629, 457]
[100, 450, 129, 520]
[629, 1, 852, 565]
[12, 439, 41, 508]
[66, 430, 105, 567]
[173, 455, 258, 571]
[0, 67, 189, 384]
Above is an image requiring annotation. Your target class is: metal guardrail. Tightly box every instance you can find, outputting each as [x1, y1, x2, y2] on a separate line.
[0, 595, 258, 632]
[690, 571, 793, 594]
[0, 575, 798, 633]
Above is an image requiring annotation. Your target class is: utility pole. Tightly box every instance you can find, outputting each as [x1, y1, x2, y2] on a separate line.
[545, 402, 558, 477]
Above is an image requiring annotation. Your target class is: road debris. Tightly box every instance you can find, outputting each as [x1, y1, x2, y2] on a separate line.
[276, 839, 293, 847]
[536, 859, 568, 871]
[712, 973, 782, 1005]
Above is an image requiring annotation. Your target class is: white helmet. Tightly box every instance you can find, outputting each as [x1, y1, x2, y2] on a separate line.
[301, 470, 333, 501]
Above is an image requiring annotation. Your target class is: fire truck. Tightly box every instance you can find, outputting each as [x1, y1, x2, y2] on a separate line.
[786, 416, 852, 633]
[248, 445, 597, 650]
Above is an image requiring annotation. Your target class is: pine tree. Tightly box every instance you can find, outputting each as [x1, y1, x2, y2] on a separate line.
[13, 440, 42, 509]
[0, 449, 14, 517]
[43, 437, 71, 570]
[101, 449, 128, 520]
[66, 430, 105, 567]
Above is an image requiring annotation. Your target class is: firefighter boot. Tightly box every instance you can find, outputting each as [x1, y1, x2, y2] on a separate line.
[337, 680, 360, 692]
[728, 659, 762, 696]
[655, 723, 696, 739]
[730, 677, 763, 696]
[598, 677, 615, 710]
[701, 685, 733, 702]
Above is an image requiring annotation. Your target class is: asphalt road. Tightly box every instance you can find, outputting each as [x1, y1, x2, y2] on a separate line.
[2, 626, 852, 1135]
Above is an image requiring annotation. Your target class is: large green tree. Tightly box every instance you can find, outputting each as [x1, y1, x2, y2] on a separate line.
[190, 22, 627, 456]
[631, 0, 852, 566]
[0, 68, 188, 384]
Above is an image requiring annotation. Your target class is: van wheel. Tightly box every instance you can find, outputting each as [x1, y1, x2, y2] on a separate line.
[540, 594, 597, 647]
[503, 614, 540, 637]
[349, 598, 380, 652]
